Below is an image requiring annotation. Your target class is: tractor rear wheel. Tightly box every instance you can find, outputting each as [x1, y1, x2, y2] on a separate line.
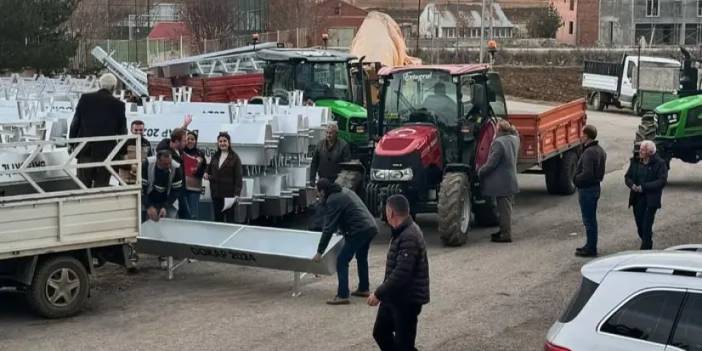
[438, 172, 471, 247]
[543, 150, 579, 195]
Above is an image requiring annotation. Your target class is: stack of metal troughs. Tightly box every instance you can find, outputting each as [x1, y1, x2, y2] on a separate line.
[222, 93, 330, 222]
[117, 90, 330, 222]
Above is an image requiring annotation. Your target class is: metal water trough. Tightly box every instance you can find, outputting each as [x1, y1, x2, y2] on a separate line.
[137, 219, 344, 296]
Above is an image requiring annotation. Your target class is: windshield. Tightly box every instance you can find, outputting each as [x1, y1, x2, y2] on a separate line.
[383, 70, 458, 127]
[296, 62, 351, 101]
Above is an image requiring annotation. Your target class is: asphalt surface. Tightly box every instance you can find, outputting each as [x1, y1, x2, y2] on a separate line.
[1, 100, 701, 351]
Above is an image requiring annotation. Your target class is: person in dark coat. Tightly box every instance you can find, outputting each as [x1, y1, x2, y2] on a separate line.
[368, 194, 430, 351]
[156, 127, 189, 218]
[69, 73, 127, 188]
[573, 125, 607, 257]
[625, 140, 668, 250]
[182, 131, 207, 219]
[141, 150, 183, 222]
[310, 123, 351, 185]
[205, 132, 243, 223]
[119, 120, 153, 184]
[477, 119, 520, 243]
[313, 178, 378, 305]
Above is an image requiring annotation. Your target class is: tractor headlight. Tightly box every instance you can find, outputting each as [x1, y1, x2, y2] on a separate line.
[668, 113, 679, 123]
[371, 168, 413, 181]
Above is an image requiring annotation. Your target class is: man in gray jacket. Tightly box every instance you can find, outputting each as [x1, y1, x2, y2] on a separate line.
[477, 119, 520, 243]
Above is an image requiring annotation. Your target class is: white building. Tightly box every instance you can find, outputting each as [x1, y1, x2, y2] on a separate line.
[419, 2, 516, 39]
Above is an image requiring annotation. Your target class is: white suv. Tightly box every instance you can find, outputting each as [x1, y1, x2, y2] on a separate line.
[545, 248, 702, 351]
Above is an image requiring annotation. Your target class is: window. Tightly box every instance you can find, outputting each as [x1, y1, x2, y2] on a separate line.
[686, 106, 702, 128]
[670, 293, 702, 351]
[569, 0, 575, 11]
[600, 290, 684, 345]
[699, 0, 702, 16]
[646, 0, 659, 17]
[559, 277, 599, 323]
[569, 22, 574, 35]
[626, 62, 636, 81]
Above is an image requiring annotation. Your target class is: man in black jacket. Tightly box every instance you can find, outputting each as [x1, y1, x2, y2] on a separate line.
[625, 140, 668, 250]
[313, 178, 378, 305]
[69, 73, 127, 188]
[309, 123, 351, 185]
[573, 125, 607, 257]
[369, 194, 430, 351]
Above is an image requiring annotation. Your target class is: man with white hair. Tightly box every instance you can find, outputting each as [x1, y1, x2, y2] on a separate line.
[69, 73, 127, 187]
[625, 140, 668, 250]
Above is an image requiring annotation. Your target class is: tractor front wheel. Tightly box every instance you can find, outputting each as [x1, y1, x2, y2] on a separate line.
[438, 172, 471, 247]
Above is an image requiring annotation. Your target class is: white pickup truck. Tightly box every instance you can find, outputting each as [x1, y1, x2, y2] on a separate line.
[582, 55, 680, 115]
[0, 134, 141, 318]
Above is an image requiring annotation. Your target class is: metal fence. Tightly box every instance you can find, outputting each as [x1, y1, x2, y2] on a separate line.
[71, 28, 312, 72]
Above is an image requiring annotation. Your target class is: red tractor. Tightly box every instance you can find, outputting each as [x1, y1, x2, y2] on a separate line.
[366, 64, 586, 246]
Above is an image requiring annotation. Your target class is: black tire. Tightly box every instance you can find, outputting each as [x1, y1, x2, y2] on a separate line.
[633, 96, 643, 116]
[543, 150, 578, 195]
[335, 169, 364, 200]
[438, 172, 471, 247]
[634, 113, 657, 144]
[473, 198, 500, 227]
[27, 256, 90, 319]
[592, 92, 605, 112]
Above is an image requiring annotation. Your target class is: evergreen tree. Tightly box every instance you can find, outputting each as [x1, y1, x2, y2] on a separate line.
[527, 3, 563, 39]
[0, 0, 78, 73]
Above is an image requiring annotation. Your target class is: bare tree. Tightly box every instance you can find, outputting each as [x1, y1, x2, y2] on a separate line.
[182, 0, 237, 51]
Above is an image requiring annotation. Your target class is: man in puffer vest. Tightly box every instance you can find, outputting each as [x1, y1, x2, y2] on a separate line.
[141, 150, 183, 222]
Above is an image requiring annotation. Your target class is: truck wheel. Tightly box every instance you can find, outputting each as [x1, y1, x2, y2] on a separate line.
[438, 172, 471, 247]
[633, 96, 643, 116]
[592, 92, 605, 112]
[473, 198, 500, 227]
[543, 150, 578, 195]
[27, 256, 90, 319]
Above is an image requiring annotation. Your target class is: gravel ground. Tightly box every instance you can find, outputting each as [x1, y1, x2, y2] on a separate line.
[1, 101, 701, 351]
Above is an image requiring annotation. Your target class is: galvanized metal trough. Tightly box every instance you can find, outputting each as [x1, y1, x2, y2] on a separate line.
[137, 219, 343, 296]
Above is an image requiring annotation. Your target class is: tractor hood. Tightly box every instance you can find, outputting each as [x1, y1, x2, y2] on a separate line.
[656, 95, 702, 114]
[375, 124, 439, 157]
[315, 99, 367, 118]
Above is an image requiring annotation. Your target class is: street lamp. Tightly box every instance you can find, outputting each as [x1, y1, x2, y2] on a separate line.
[252, 33, 259, 50]
[322, 33, 329, 49]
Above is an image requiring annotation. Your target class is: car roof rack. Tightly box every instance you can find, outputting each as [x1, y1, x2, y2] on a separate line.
[583, 251, 702, 283]
[665, 244, 702, 253]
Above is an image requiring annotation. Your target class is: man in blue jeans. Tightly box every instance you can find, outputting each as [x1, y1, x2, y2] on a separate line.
[573, 125, 607, 257]
[313, 178, 378, 305]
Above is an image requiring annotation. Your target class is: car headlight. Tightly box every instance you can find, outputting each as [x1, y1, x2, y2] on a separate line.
[371, 168, 413, 181]
[668, 113, 679, 123]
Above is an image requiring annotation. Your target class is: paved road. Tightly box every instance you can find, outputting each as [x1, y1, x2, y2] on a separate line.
[2, 101, 701, 351]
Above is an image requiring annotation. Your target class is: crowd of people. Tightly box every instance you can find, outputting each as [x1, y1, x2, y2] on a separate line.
[71, 73, 673, 351]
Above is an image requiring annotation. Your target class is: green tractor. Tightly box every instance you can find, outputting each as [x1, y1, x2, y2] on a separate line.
[635, 94, 702, 167]
[256, 49, 369, 153]
[256, 48, 380, 191]
[634, 47, 702, 167]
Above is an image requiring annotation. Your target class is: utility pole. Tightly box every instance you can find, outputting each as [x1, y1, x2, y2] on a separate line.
[416, 0, 421, 54]
[134, 0, 138, 63]
[489, 0, 494, 41]
[479, 0, 487, 63]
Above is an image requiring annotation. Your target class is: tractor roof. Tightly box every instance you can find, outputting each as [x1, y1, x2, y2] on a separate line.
[378, 64, 490, 77]
[656, 94, 702, 114]
[257, 48, 356, 63]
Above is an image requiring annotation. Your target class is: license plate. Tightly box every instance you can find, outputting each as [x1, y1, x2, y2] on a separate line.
[357, 127, 365, 133]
